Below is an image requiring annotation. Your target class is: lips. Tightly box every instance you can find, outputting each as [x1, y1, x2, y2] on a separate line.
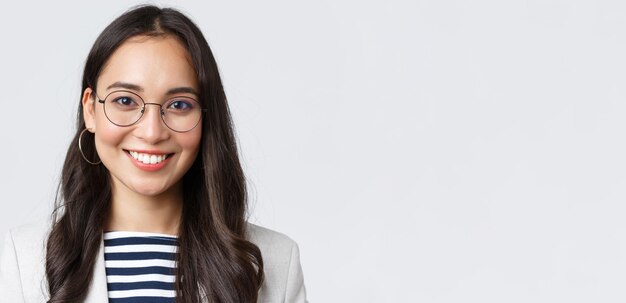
[123, 149, 175, 171]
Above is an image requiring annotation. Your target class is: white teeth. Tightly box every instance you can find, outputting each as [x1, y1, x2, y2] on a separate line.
[128, 151, 169, 165]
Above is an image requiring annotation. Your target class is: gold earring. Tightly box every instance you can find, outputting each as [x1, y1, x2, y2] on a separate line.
[78, 128, 101, 165]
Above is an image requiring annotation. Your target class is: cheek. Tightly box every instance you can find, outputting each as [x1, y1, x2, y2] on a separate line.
[94, 116, 126, 151]
[180, 129, 202, 158]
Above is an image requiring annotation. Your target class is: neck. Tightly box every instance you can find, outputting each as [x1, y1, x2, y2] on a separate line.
[106, 178, 183, 236]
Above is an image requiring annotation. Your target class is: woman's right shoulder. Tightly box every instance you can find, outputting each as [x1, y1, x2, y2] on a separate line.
[5, 220, 51, 247]
[0, 220, 51, 302]
[2, 220, 51, 266]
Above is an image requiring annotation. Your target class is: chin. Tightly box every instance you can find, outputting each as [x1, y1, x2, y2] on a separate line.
[130, 184, 171, 197]
[108, 167, 183, 198]
[115, 176, 170, 196]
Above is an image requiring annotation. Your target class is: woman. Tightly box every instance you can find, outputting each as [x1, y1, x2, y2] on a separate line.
[0, 5, 307, 303]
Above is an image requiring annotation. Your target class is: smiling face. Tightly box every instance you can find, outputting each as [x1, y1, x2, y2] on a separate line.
[82, 35, 201, 198]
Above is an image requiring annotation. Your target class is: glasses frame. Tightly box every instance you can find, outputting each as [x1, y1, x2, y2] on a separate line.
[93, 88, 207, 133]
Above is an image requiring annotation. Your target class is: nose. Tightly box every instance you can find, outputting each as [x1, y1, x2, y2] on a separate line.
[134, 103, 170, 143]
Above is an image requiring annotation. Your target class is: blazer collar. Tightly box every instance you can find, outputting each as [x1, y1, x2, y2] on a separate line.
[84, 239, 108, 303]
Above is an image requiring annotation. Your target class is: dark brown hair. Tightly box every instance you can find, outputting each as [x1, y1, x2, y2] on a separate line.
[45, 5, 264, 302]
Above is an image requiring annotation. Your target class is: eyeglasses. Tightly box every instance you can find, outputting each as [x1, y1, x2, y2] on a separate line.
[93, 89, 207, 133]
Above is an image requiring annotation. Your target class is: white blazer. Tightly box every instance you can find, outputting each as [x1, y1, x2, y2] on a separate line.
[0, 221, 307, 303]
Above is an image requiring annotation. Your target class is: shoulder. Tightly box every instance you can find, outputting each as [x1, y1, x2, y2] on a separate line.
[245, 222, 297, 252]
[244, 223, 298, 272]
[244, 223, 308, 303]
[0, 220, 51, 302]
[5, 220, 50, 259]
[244, 222, 301, 269]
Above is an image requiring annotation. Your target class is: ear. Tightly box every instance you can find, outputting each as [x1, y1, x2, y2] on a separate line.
[82, 87, 97, 132]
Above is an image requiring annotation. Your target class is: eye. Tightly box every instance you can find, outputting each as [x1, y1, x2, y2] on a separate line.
[113, 96, 137, 106]
[106, 93, 142, 111]
[167, 99, 194, 111]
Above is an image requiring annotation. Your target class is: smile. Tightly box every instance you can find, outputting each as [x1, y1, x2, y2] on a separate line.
[127, 150, 171, 164]
[123, 149, 175, 171]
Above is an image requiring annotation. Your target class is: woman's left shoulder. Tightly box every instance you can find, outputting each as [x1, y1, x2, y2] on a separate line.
[244, 223, 308, 302]
[245, 222, 301, 259]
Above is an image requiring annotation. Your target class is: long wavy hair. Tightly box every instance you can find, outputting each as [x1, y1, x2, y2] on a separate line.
[45, 5, 264, 303]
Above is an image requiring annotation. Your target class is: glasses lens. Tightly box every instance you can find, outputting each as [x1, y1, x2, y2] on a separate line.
[162, 98, 203, 132]
[103, 91, 144, 126]
[102, 91, 203, 132]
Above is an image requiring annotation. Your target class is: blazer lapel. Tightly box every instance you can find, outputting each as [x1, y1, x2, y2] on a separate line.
[84, 238, 108, 303]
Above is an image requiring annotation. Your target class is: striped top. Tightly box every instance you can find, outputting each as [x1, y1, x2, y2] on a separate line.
[103, 231, 179, 303]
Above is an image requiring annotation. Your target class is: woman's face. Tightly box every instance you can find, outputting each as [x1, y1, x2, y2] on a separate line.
[82, 35, 201, 197]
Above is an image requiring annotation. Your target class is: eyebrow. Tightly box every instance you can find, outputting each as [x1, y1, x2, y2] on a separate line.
[106, 81, 199, 97]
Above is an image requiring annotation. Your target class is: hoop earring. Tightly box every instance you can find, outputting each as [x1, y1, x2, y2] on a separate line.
[79, 128, 101, 165]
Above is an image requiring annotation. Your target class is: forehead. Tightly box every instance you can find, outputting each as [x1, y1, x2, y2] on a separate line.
[96, 35, 199, 95]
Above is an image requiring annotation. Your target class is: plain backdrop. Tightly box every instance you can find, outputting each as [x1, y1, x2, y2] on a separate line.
[1, 0, 626, 302]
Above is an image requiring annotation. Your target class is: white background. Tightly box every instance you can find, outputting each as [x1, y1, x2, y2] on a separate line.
[1, 0, 625, 302]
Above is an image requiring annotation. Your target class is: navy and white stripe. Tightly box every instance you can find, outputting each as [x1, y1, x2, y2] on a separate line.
[104, 231, 179, 303]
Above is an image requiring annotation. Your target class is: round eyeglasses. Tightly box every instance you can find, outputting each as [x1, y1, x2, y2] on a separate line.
[93, 89, 207, 133]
